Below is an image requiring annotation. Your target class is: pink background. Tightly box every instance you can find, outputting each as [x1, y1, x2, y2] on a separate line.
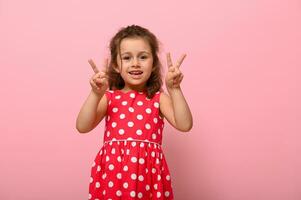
[0, 0, 300, 199]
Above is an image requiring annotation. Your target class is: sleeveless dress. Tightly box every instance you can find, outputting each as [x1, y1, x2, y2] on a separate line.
[88, 89, 174, 200]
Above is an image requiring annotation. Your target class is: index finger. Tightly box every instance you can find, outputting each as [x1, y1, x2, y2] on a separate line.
[166, 52, 173, 68]
[88, 59, 99, 74]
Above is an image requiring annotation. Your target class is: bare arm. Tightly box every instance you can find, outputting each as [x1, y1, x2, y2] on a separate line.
[76, 58, 110, 133]
[160, 88, 193, 132]
[159, 52, 193, 132]
[76, 90, 108, 133]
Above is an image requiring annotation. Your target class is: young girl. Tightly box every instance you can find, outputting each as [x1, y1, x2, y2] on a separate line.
[76, 25, 193, 200]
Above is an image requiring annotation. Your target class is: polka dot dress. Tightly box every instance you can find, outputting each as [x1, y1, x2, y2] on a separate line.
[88, 90, 174, 200]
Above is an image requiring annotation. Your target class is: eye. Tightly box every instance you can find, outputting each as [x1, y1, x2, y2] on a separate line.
[140, 55, 148, 59]
[122, 56, 130, 60]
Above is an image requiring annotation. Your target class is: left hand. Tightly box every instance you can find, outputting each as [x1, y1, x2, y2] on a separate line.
[165, 52, 186, 90]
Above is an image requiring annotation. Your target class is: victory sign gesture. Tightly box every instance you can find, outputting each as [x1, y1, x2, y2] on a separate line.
[165, 52, 187, 90]
[88, 58, 109, 95]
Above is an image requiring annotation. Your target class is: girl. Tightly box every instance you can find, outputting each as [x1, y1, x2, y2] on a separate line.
[76, 25, 193, 200]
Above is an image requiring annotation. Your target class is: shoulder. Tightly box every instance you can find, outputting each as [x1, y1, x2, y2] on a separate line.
[159, 90, 169, 104]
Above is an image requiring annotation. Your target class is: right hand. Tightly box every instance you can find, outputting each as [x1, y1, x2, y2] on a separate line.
[88, 58, 109, 96]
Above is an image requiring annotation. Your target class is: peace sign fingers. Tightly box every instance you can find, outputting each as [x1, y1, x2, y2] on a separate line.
[88, 58, 110, 95]
[165, 52, 187, 90]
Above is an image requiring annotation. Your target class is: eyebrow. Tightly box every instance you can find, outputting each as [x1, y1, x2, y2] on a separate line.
[121, 51, 151, 56]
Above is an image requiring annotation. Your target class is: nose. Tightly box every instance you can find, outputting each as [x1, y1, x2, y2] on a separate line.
[132, 57, 140, 67]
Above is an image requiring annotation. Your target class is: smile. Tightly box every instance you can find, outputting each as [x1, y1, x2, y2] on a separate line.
[128, 71, 143, 79]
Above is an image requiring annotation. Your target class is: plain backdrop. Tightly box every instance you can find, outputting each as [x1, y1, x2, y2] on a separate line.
[0, 0, 300, 199]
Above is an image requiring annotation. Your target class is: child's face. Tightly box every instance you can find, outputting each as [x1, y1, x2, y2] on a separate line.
[115, 37, 154, 91]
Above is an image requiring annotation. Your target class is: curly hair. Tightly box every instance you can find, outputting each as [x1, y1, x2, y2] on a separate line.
[107, 25, 163, 99]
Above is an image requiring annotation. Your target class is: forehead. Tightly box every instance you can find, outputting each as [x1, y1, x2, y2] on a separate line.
[119, 37, 151, 54]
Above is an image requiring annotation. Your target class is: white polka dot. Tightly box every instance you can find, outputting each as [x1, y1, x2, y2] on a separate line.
[138, 175, 144, 181]
[152, 168, 156, 174]
[111, 122, 117, 128]
[137, 114, 143, 120]
[111, 148, 115, 154]
[116, 173, 122, 179]
[97, 165, 101, 172]
[131, 173, 137, 180]
[154, 102, 159, 108]
[131, 141, 136, 147]
[157, 174, 161, 181]
[129, 107, 134, 112]
[145, 185, 150, 191]
[88, 193, 92, 199]
[166, 175, 171, 181]
[108, 181, 114, 187]
[130, 191, 136, 197]
[131, 157, 137, 163]
[165, 191, 170, 197]
[145, 123, 151, 129]
[96, 182, 100, 188]
[103, 190, 106, 195]
[154, 183, 158, 190]
[152, 133, 157, 139]
[117, 156, 122, 162]
[115, 95, 121, 99]
[145, 168, 148, 174]
[138, 192, 143, 198]
[90, 177, 93, 183]
[137, 101, 143, 106]
[112, 107, 118, 112]
[121, 101, 128, 105]
[106, 131, 110, 137]
[130, 93, 135, 98]
[109, 164, 114, 170]
[92, 161, 96, 167]
[140, 142, 144, 147]
[118, 129, 125, 135]
[106, 155, 110, 161]
[123, 182, 128, 189]
[120, 113, 125, 119]
[116, 190, 122, 197]
[107, 115, 110, 121]
[128, 121, 134, 127]
[156, 158, 160, 164]
[153, 118, 158, 123]
[157, 191, 161, 198]
[151, 152, 156, 158]
[102, 173, 107, 179]
[139, 158, 145, 164]
[123, 165, 128, 171]
[146, 108, 152, 114]
[136, 129, 143, 135]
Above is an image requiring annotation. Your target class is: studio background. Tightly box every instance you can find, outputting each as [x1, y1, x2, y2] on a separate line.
[0, 0, 299, 199]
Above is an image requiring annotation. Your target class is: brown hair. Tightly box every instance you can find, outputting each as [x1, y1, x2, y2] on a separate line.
[107, 25, 163, 99]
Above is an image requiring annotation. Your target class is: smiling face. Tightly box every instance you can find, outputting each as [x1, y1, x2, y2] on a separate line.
[115, 37, 154, 92]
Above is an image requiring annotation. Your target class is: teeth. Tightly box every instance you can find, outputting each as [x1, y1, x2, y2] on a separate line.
[129, 71, 142, 75]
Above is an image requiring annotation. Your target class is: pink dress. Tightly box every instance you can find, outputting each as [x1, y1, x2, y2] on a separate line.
[88, 89, 174, 200]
